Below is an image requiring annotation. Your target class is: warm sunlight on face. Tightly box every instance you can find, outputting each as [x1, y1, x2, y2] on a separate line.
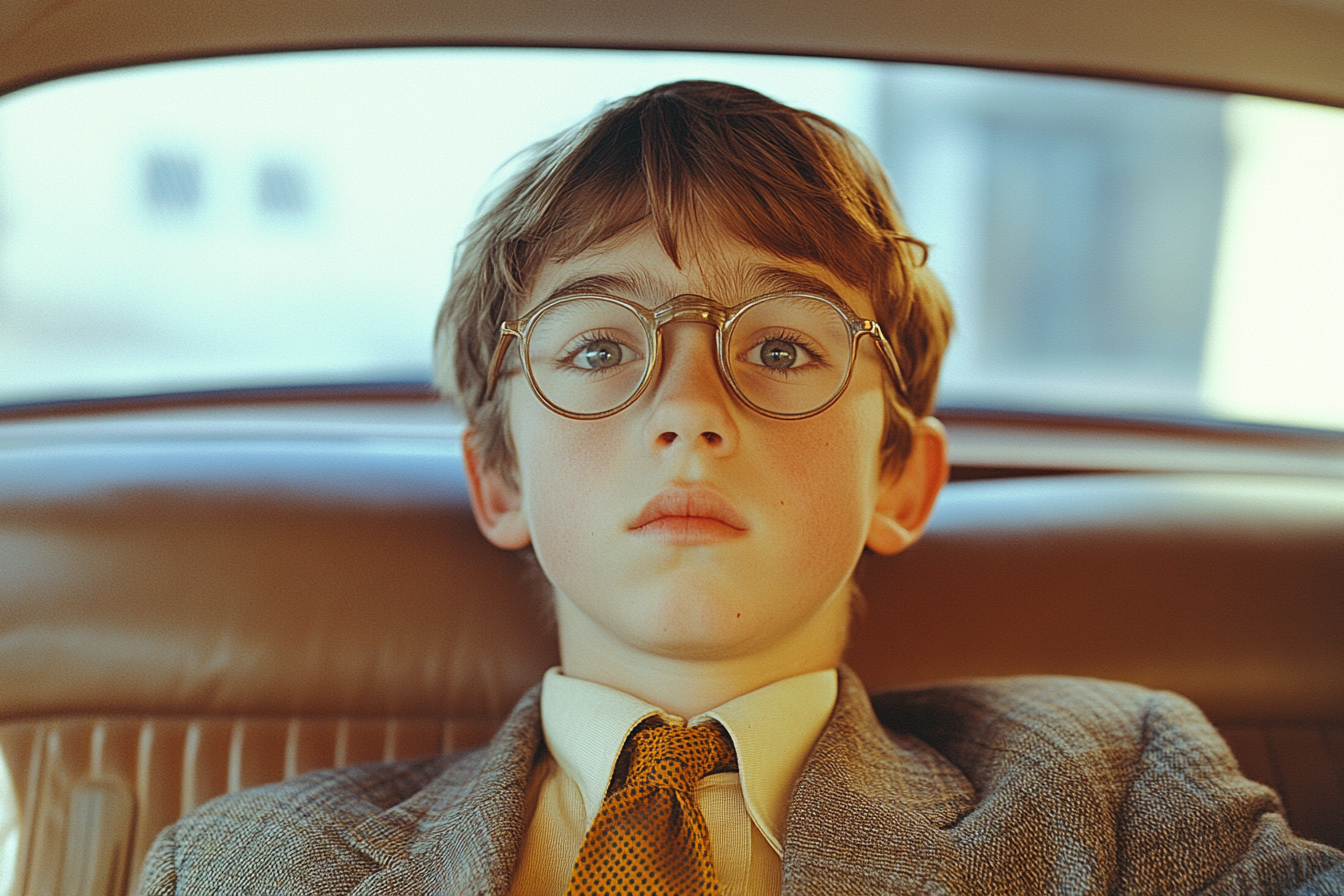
[501, 224, 896, 668]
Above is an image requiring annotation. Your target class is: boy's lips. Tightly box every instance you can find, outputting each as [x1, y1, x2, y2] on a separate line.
[628, 487, 749, 543]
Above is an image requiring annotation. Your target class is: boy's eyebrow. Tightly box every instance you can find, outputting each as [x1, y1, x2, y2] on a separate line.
[545, 273, 656, 302]
[743, 265, 845, 302]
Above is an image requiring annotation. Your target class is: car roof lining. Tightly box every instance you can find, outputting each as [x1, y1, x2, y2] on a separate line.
[2, 0, 1344, 106]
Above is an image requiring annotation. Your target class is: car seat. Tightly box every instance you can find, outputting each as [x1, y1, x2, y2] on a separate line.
[2, 402, 1341, 895]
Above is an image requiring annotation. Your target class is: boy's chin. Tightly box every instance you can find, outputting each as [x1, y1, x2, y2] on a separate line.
[629, 623, 773, 664]
[554, 581, 850, 667]
[595, 595, 770, 659]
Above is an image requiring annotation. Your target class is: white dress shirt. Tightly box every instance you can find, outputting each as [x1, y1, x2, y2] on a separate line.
[507, 667, 839, 896]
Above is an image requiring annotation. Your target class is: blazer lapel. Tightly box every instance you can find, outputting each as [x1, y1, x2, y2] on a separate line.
[348, 686, 544, 896]
[782, 667, 976, 895]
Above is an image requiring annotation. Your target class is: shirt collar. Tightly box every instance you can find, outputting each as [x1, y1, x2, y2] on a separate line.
[539, 666, 838, 855]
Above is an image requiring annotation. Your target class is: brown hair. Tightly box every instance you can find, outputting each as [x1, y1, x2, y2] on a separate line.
[434, 79, 953, 482]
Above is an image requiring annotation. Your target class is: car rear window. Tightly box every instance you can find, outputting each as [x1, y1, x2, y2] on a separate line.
[1, 48, 1341, 430]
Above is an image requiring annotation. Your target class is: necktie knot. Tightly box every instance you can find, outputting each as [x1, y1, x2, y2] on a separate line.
[564, 722, 737, 895]
[625, 724, 737, 793]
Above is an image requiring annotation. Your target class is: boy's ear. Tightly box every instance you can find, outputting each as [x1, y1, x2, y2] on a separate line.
[865, 417, 949, 555]
[462, 429, 532, 550]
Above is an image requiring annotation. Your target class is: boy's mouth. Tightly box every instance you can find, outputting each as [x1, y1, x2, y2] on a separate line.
[629, 487, 749, 544]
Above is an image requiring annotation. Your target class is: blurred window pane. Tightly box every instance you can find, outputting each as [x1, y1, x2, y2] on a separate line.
[0, 48, 1340, 430]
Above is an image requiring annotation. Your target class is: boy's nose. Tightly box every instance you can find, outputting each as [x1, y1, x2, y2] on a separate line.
[643, 323, 738, 454]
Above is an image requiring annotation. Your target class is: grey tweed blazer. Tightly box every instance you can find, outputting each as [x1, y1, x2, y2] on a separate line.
[138, 668, 1344, 894]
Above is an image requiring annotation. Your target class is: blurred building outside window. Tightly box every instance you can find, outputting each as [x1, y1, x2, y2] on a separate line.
[0, 49, 1340, 431]
[143, 151, 203, 215]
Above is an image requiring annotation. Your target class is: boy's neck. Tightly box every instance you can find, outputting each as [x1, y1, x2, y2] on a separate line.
[552, 591, 849, 719]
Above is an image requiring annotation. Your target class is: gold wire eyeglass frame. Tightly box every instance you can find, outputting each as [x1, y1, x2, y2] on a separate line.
[483, 291, 908, 420]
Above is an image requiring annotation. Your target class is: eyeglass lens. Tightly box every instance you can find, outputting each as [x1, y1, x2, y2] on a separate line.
[523, 295, 854, 416]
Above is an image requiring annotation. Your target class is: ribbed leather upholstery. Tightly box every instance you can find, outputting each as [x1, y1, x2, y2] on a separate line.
[0, 716, 501, 896]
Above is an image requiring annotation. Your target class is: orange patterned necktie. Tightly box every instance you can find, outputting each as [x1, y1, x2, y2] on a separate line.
[565, 723, 738, 895]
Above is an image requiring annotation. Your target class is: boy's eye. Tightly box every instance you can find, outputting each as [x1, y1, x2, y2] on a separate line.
[554, 330, 645, 374]
[745, 336, 816, 370]
[758, 338, 800, 368]
[575, 339, 625, 370]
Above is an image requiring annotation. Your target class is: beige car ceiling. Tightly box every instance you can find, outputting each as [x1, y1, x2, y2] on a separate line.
[1, 0, 1343, 106]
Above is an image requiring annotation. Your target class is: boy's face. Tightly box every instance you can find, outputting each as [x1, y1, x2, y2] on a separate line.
[465, 222, 945, 678]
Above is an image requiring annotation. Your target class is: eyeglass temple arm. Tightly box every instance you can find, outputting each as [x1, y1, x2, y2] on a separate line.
[483, 323, 523, 403]
[860, 320, 909, 399]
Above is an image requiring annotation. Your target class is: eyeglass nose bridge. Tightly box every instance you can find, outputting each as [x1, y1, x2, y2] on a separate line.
[641, 295, 737, 412]
[651, 294, 730, 329]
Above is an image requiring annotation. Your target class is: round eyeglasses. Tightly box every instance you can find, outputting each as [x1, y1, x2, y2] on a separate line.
[484, 292, 907, 420]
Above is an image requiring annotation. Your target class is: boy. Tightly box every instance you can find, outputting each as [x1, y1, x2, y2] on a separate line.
[140, 80, 1342, 894]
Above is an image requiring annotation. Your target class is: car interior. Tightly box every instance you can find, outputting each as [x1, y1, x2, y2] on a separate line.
[1, 2, 1342, 895]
